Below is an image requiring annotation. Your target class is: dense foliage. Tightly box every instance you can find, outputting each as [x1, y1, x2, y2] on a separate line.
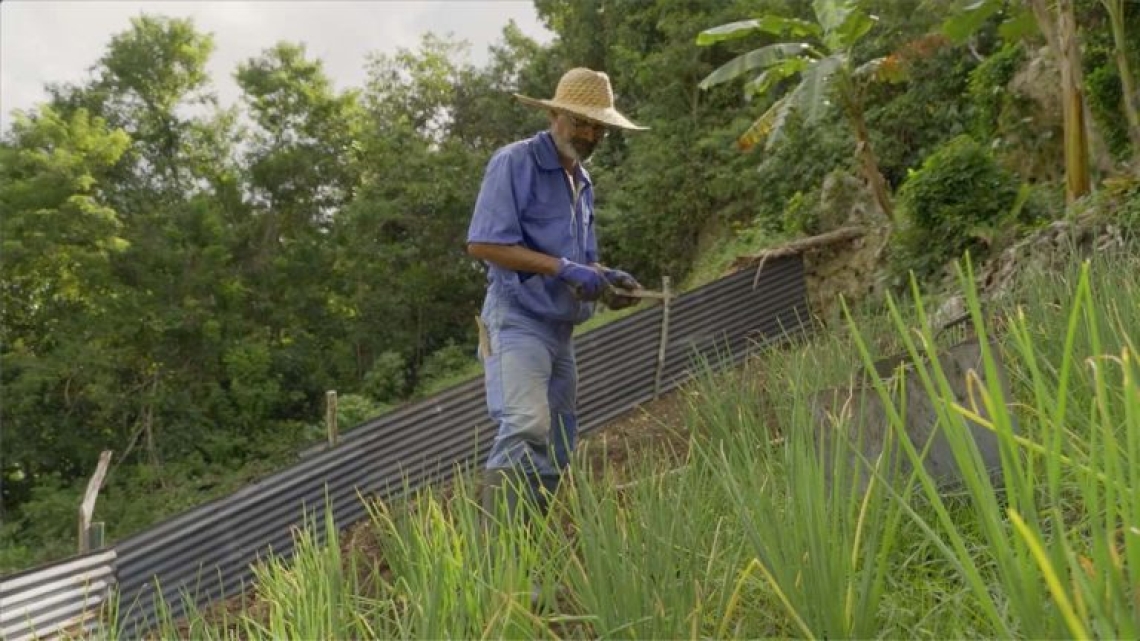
[1, 0, 1138, 571]
[891, 134, 1023, 281]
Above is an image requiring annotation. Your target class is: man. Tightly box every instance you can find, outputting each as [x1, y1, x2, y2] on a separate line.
[466, 68, 647, 523]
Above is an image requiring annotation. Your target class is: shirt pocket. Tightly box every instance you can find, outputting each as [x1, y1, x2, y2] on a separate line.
[521, 190, 574, 256]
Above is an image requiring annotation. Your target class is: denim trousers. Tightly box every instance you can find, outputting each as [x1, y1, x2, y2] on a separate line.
[479, 283, 579, 481]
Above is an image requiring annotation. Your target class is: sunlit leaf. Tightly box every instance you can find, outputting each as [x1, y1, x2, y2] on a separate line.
[696, 16, 822, 46]
[751, 15, 823, 39]
[833, 9, 877, 50]
[812, 0, 854, 36]
[698, 43, 813, 90]
[696, 19, 766, 46]
[744, 57, 810, 101]
[941, 0, 1002, 44]
[799, 54, 843, 123]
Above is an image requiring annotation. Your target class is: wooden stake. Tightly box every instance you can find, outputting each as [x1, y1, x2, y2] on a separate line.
[653, 276, 672, 399]
[87, 522, 105, 551]
[326, 390, 339, 447]
[78, 450, 112, 554]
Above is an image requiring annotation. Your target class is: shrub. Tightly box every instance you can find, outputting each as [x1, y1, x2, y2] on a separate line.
[363, 350, 408, 403]
[335, 393, 389, 431]
[892, 134, 1020, 283]
[781, 189, 821, 235]
[866, 39, 976, 189]
[967, 42, 1026, 141]
[414, 341, 477, 396]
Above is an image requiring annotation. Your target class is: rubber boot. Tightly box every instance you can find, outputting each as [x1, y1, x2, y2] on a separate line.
[480, 467, 529, 531]
[535, 474, 562, 519]
[482, 468, 567, 611]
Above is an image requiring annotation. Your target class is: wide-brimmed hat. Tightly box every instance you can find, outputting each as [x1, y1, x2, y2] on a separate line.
[515, 68, 647, 131]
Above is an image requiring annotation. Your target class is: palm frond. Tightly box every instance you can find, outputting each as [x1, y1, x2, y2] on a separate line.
[696, 16, 823, 46]
[744, 57, 810, 102]
[736, 94, 793, 152]
[699, 43, 813, 90]
[812, 0, 855, 36]
[799, 54, 843, 123]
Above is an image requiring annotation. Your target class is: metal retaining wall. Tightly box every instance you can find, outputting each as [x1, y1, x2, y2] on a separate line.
[0, 550, 116, 641]
[0, 255, 807, 639]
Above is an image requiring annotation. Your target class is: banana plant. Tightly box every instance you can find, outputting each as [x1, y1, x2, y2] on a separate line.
[697, 0, 907, 223]
[1101, 0, 1140, 166]
[942, 0, 1095, 203]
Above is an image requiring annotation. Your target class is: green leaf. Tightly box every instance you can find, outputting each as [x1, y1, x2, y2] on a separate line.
[696, 16, 822, 46]
[941, 0, 1002, 44]
[696, 19, 764, 46]
[997, 7, 1038, 41]
[753, 15, 823, 39]
[735, 53, 841, 151]
[698, 43, 813, 90]
[798, 54, 843, 123]
[813, 0, 855, 36]
[833, 9, 876, 50]
[744, 57, 810, 100]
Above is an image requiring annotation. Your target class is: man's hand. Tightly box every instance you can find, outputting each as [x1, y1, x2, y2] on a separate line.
[601, 268, 641, 292]
[556, 258, 607, 301]
[600, 267, 643, 310]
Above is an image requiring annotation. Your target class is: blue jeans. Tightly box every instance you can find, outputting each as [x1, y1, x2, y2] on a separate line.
[480, 283, 578, 480]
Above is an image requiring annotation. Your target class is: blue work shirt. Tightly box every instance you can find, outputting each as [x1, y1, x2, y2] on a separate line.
[467, 131, 600, 324]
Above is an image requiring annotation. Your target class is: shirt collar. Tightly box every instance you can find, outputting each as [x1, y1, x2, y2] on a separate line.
[535, 131, 592, 186]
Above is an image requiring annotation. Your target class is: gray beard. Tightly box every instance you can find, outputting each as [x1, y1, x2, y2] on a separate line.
[554, 135, 595, 163]
[570, 138, 597, 161]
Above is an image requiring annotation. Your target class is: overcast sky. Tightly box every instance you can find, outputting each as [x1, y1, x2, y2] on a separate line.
[0, 0, 553, 133]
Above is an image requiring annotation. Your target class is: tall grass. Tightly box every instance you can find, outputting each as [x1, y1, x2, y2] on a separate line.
[138, 250, 1137, 639]
[560, 455, 746, 638]
[848, 258, 1139, 639]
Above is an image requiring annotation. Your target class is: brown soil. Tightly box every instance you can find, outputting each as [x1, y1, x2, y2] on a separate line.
[577, 388, 694, 483]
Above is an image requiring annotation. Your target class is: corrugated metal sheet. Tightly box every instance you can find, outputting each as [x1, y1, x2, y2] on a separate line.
[579, 256, 808, 429]
[0, 549, 115, 641]
[106, 255, 808, 636]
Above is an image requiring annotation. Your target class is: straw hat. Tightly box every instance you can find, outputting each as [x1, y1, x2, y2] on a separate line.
[515, 68, 647, 131]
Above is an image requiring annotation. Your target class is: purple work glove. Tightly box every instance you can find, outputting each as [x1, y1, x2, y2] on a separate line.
[602, 268, 641, 291]
[556, 258, 606, 301]
[601, 267, 643, 311]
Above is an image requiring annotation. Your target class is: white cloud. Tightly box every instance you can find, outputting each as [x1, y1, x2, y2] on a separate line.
[0, 0, 552, 132]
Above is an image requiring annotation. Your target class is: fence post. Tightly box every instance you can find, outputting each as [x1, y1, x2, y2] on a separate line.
[78, 450, 112, 554]
[653, 276, 672, 399]
[87, 522, 105, 550]
[326, 390, 339, 447]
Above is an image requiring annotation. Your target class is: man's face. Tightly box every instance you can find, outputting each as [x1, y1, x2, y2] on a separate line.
[551, 111, 608, 162]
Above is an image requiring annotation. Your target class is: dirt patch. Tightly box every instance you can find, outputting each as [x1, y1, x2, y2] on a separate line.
[576, 388, 694, 484]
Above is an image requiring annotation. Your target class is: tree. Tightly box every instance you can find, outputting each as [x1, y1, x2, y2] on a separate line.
[1100, 0, 1140, 163]
[233, 42, 364, 403]
[338, 34, 489, 381]
[0, 106, 131, 495]
[697, 0, 905, 222]
[34, 15, 261, 469]
[942, 0, 1093, 202]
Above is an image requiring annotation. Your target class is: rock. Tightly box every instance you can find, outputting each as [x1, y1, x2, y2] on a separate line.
[809, 337, 1015, 494]
[976, 215, 1126, 301]
[819, 169, 888, 229]
[930, 294, 967, 332]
